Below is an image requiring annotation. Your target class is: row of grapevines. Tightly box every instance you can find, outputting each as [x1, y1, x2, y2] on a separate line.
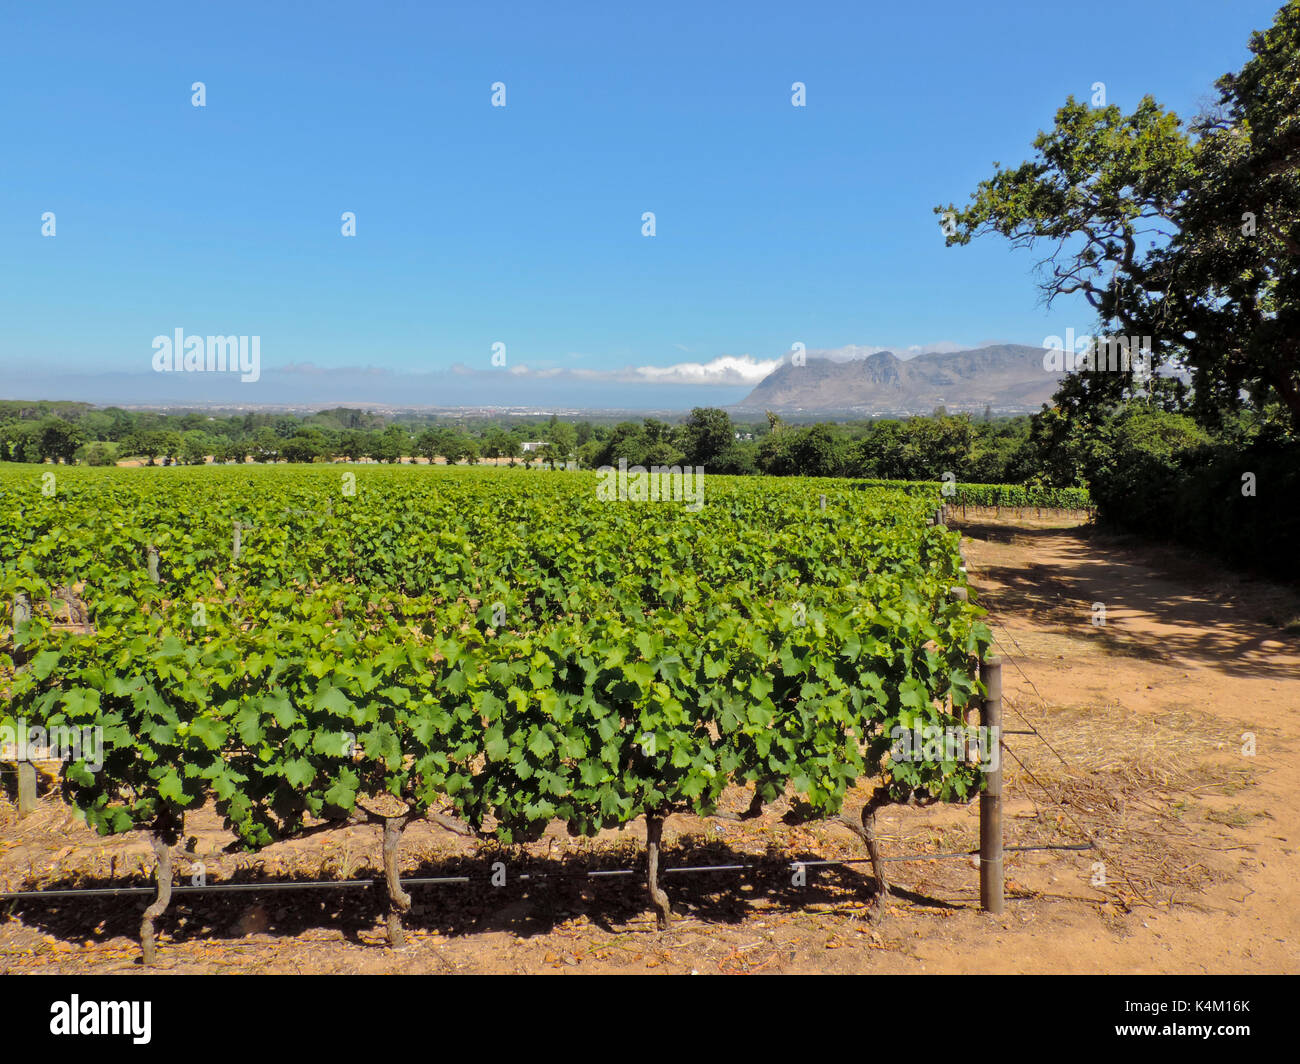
[851, 478, 1093, 510]
[1, 463, 992, 942]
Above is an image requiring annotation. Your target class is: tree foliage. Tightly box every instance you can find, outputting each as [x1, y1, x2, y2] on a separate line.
[940, 1, 1300, 432]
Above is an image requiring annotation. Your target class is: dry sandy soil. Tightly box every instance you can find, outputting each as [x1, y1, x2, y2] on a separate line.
[2, 513, 1297, 974]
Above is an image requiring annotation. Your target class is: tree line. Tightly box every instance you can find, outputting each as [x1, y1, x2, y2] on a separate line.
[0, 399, 1089, 487]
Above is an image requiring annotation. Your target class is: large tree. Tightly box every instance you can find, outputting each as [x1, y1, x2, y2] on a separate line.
[547, 422, 577, 467]
[938, 0, 1300, 432]
[680, 407, 734, 467]
[37, 418, 86, 463]
[338, 430, 367, 462]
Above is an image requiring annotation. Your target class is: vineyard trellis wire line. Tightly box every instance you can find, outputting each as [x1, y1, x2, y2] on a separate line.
[979, 629, 1098, 845]
[0, 843, 1096, 901]
[950, 505, 1109, 845]
[961, 629, 1129, 903]
[988, 629, 1073, 767]
[985, 626, 1199, 910]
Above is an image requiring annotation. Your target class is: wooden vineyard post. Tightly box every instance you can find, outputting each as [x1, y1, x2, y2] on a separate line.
[979, 655, 1004, 914]
[147, 544, 160, 585]
[232, 520, 242, 562]
[11, 593, 37, 817]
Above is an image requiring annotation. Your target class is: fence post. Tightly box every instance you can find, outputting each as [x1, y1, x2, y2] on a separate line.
[147, 544, 160, 585]
[979, 655, 1004, 914]
[232, 520, 242, 562]
[11, 593, 37, 817]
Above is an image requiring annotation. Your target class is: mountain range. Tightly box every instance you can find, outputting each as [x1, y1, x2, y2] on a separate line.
[732, 344, 1060, 416]
[3, 344, 1068, 415]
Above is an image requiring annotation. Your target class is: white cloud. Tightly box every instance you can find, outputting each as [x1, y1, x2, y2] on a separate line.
[615, 354, 782, 385]
[509, 353, 782, 387]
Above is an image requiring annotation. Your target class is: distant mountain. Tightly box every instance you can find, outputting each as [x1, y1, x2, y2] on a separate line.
[731, 344, 1061, 416]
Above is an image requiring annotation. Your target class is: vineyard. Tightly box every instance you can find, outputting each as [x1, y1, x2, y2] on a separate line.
[852, 479, 1093, 512]
[0, 463, 993, 960]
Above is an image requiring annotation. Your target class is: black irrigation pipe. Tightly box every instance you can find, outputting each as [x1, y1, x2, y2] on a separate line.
[0, 843, 1094, 901]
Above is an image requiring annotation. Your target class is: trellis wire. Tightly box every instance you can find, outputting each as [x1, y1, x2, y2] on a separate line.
[0, 843, 1094, 902]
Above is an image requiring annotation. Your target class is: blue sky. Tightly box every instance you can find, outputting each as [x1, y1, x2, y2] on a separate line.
[0, 0, 1285, 408]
